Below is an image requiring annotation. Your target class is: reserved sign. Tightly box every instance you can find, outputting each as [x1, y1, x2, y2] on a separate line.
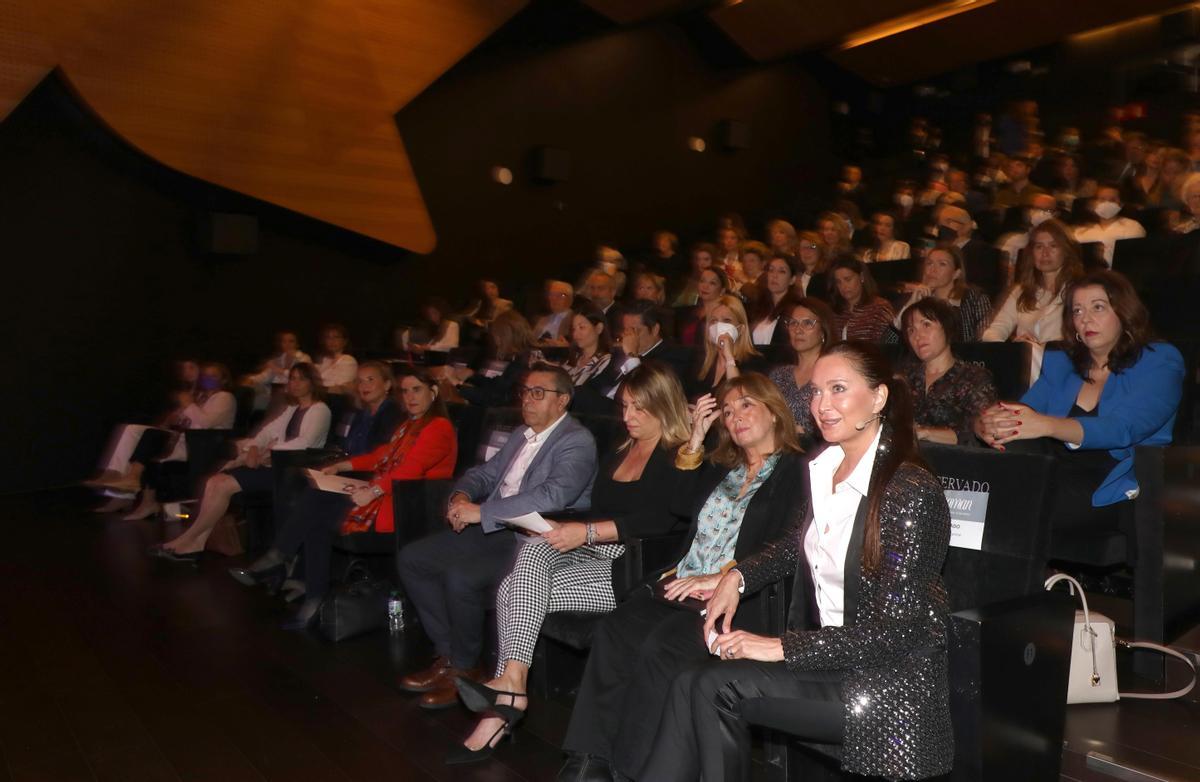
[941, 477, 990, 551]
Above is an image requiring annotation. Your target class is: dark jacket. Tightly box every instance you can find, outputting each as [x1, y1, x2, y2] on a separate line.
[572, 341, 695, 416]
[648, 450, 808, 634]
[738, 443, 953, 780]
[343, 398, 403, 456]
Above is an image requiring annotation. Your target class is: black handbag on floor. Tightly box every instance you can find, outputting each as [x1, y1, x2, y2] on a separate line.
[317, 562, 390, 642]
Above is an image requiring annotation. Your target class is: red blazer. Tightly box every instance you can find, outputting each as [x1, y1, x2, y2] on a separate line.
[348, 416, 456, 533]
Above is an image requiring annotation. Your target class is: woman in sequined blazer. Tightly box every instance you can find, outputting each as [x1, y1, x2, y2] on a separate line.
[643, 341, 954, 782]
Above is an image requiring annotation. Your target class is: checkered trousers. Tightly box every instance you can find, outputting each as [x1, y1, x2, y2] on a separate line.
[494, 539, 625, 677]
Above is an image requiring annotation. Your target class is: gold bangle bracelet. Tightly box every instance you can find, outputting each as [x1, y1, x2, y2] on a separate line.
[675, 444, 704, 470]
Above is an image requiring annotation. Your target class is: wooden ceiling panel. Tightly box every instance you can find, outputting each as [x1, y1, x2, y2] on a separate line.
[0, 0, 527, 252]
[828, 0, 1187, 84]
[710, 0, 935, 61]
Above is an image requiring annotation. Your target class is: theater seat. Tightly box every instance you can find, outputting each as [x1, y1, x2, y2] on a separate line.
[532, 529, 689, 697]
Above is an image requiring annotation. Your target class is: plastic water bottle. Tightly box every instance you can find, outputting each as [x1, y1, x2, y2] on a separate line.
[387, 591, 405, 633]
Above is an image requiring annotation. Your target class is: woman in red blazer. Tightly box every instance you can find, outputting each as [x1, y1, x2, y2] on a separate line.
[229, 369, 456, 630]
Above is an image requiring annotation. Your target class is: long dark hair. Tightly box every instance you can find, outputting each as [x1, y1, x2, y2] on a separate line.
[827, 255, 881, 314]
[567, 306, 612, 365]
[745, 254, 800, 325]
[822, 341, 924, 572]
[393, 367, 449, 421]
[1060, 269, 1155, 378]
[286, 362, 326, 404]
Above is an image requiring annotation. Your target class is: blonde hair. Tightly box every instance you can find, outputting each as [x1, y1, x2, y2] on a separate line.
[766, 219, 798, 254]
[699, 295, 760, 379]
[633, 272, 666, 305]
[616, 363, 691, 451]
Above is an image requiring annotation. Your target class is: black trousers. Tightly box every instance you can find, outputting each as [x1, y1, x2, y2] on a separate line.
[129, 428, 171, 465]
[396, 525, 519, 669]
[641, 659, 845, 782]
[561, 590, 712, 777]
[274, 486, 351, 600]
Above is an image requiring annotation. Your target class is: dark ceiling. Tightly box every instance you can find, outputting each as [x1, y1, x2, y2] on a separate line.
[582, 0, 1193, 84]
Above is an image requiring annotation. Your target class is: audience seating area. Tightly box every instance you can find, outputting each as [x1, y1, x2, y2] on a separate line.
[82, 99, 1200, 782]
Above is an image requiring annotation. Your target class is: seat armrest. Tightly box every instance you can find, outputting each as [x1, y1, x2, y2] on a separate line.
[391, 478, 454, 549]
[623, 531, 687, 583]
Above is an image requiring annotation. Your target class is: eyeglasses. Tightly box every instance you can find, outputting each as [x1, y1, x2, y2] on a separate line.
[782, 317, 819, 331]
[517, 385, 567, 401]
[800, 243, 819, 250]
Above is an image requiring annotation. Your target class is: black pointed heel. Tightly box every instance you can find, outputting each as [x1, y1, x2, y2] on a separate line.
[444, 721, 516, 765]
[454, 677, 527, 718]
[228, 562, 285, 593]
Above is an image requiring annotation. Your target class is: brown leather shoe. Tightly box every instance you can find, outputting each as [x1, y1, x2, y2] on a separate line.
[418, 667, 485, 710]
[397, 656, 452, 693]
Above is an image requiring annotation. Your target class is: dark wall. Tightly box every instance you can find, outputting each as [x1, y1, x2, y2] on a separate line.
[0, 11, 829, 493]
[396, 19, 831, 306]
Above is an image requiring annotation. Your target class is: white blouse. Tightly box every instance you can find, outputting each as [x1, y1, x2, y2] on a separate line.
[980, 286, 1064, 344]
[316, 354, 358, 390]
[243, 402, 331, 452]
[804, 429, 882, 628]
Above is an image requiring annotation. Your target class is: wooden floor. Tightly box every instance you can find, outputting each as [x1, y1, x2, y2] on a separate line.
[0, 490, 569, 782]
[6, 490, 1200, 782]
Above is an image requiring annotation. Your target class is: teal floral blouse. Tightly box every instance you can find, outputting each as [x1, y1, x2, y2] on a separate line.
[675, 452, 781, 578]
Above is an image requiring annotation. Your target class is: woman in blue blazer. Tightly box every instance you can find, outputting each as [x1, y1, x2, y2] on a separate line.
[976, 270, 1183, 544]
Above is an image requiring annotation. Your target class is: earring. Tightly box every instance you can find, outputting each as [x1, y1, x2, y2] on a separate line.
[1075, 332, 1083, 342]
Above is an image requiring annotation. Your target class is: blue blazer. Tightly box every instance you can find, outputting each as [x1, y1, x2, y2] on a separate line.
[453, 413, 597, 533]
[1021, 344, 1184, 506]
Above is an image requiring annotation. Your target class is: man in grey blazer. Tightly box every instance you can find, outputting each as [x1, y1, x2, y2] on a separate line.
[397, 364, 597, 708]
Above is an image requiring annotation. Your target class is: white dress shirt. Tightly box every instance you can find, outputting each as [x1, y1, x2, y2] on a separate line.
[752, 318, 779, 346]
[497, 412, 568, 499]
[804, 429, 882, 628]
[606, 339, 663, 399]
[533, 311, 570, 341]
[316, 354, 359, 389]
[1073, 218, 1146, 267]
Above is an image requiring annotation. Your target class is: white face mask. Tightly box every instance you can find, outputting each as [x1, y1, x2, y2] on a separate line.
[1028, 208, 1054, 227]
[1094, 201, 1122, 220]
[708, 322, 739, 345]
[895, 193, 914, 209]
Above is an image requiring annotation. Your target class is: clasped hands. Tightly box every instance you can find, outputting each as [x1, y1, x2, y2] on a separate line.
[663, 570, 784, 663]
[974, 401, 1051, 449]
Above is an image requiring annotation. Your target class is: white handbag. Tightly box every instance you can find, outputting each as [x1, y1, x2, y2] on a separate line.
[1045, 574, 1197, 704]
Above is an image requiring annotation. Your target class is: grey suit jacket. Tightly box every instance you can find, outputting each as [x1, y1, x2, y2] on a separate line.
[453, 413, 597, 534]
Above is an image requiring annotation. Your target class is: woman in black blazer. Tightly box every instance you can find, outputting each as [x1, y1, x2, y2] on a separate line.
[642, 341, 954, 782]
[556, 372, 808, 782]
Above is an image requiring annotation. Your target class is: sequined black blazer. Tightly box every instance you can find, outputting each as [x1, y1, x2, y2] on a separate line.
[738, 448, 953, 780]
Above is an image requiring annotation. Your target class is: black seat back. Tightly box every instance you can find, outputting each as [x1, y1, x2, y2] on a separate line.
[954, 341, 1033, 401]
[920, 443, 1058, 611]
[232, 386, 257, 435]
[392, 478, 455, 549]
[868, 257, 918, 296]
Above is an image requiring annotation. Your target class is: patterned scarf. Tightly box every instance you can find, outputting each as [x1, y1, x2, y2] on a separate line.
[340, 416, 430, 534]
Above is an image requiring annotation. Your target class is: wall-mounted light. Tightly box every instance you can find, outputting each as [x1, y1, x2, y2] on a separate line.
[687, 136, 707, 152]
[491, 166, 513, 185]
